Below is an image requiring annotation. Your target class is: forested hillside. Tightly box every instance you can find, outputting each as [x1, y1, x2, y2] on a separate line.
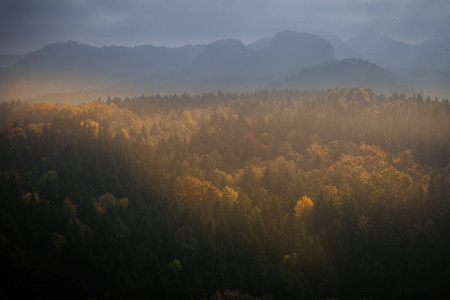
[281, 59, 403, 92]
[1, 88, 449, 299]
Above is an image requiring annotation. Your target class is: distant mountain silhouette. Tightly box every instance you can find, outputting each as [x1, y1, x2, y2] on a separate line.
[344, 32, 410, 66]
[15, 41, 206, 81]
[255, 30, 335, 77]
[308, 31, 356, 60]
[0, 54, 26, 68]
[0, 41, 206, 99]
[1, 30, 449, 101]
[191, 39, 251, 78]
[191, 30, 334, 79]
[280, 58, 408, 93]
[246, 37, 271, 51]
[413, 37, 450, 69]
[325, 32, 450, 69]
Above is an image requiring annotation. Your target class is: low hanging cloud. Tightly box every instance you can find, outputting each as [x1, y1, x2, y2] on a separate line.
[0, 0, 449, 53]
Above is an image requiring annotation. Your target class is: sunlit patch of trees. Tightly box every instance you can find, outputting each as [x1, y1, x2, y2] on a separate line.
[0, 88, 449, 299]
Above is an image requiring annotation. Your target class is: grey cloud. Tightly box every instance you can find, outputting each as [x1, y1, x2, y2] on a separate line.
[0, 0, 448, 53]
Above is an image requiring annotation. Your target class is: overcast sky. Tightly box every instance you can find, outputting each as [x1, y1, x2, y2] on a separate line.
[1, 0, 449, 54]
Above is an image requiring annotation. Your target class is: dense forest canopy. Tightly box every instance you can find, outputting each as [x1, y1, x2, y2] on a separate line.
[0, 88, 449, 299]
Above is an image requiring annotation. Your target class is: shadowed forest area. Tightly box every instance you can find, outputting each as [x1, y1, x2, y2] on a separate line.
[0, 88, 449, 299]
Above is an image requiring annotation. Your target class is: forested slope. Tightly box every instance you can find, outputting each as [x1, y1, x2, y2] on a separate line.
[0, 88, 449, 299]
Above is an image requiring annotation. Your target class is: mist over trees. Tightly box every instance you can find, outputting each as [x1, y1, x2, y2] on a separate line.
[1, 89, 449, 299]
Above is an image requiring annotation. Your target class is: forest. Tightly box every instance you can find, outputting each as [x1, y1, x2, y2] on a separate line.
[0, 88, 449, 299]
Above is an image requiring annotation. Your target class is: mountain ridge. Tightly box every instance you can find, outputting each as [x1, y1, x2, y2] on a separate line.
[277, 58, 408, 93]
[1, 30, 449, 101]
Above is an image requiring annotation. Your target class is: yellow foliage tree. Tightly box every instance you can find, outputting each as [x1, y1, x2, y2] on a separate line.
[369, 167, 414, 215]
[221, 186, 239, 204]
[351, 88, 370, 103]
[176, 176, 222, 202]
[294, 195, 314, 218]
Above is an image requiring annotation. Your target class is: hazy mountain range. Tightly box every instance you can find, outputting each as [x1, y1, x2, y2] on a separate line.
[0, 30, 449, 102]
